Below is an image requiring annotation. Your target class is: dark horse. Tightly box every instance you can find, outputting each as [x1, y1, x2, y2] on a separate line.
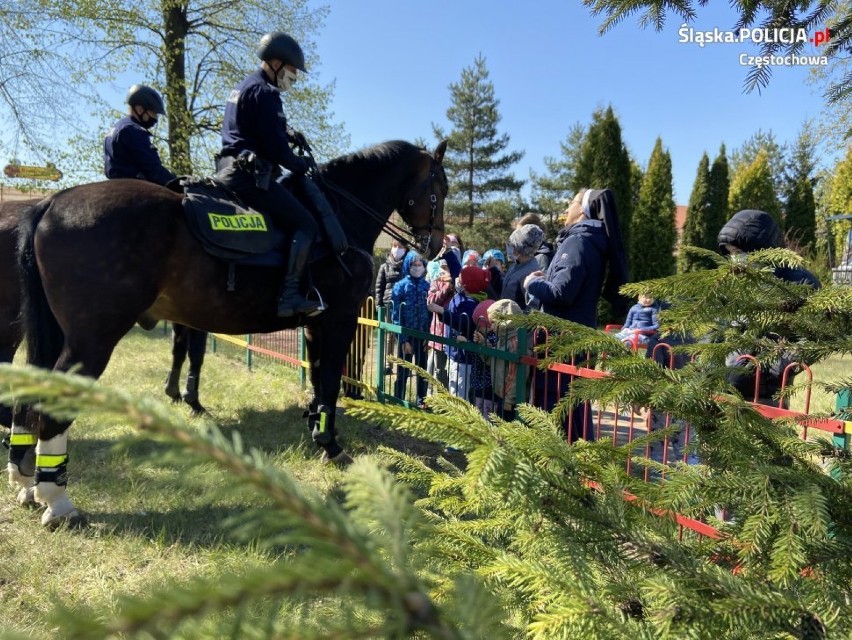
[0, 199, 39, 428]
[1, 201, 209, 418]
[11, 140, 447, 526]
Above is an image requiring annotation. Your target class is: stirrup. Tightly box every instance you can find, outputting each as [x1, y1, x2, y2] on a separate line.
[305, 286, 327, 317]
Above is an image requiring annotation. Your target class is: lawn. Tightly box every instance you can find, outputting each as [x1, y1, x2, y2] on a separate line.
[0, 327, 443, 637]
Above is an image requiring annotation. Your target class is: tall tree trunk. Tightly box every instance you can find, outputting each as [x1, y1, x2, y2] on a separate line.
[162, 1, 191, 175]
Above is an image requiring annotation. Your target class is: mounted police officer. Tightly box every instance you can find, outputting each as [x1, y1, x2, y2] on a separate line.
[104, 84, 176, 186]
[217, 31, 348, 318]
[104, 84, 209, 412]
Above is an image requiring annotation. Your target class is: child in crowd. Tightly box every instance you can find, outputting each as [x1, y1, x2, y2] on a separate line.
[462, 249, 481, 269]
[375, 239, 408, 373]
[425, 246, 462, 394]
[485, 299, 530, 421]
[470, 300, 497, 417]
[614, 294, 661, 350]
[427, 265, 491, 401]
[482, 248, 505, 299]
[391, 251, 431, 407]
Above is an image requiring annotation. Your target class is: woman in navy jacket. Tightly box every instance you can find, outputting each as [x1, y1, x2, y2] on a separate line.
[523, 188, 629, 441]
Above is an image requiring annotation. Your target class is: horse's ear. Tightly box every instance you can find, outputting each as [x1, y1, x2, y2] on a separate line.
[433, 139, 448, 166]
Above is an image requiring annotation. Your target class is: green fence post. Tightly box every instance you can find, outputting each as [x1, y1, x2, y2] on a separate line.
[376, 306, 386, 399]
[514, 327, 529, 409]
[299, 328, 307, 390]
[246, 334, 252, 370]
[833, 390, 851, 480]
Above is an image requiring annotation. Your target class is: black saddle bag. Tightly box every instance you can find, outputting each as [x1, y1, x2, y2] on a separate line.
[182, 176, 282, 260]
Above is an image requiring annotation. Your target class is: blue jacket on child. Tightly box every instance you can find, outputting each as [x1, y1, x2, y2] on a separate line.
[391, 251, 431, 343]
[623, 302, 660, 331]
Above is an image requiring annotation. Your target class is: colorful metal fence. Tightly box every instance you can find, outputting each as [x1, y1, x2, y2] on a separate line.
[209, 298, 852, 543]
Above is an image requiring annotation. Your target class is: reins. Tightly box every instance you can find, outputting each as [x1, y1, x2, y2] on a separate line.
[302, 145, 443, 255]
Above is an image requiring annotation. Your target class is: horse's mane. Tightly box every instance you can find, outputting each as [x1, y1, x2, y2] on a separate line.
[321, 140, 425, 181]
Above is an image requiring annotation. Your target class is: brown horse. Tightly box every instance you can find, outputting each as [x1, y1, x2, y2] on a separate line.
[0, 198, 39, 428]
[2, 201, 208, 419]
[12, 140, 447, 526]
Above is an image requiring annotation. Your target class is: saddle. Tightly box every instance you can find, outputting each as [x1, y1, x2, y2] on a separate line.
[180, 176, 283, 261]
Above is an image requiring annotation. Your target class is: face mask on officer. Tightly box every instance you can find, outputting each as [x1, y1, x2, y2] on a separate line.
[273, 64, 298, 92]
[133, 106, 158, 130]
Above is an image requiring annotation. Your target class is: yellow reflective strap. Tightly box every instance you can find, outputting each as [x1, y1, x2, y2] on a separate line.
[9, 433, 37, 446]
[318, 411, 327, 434]
[36, 454, 68, 468]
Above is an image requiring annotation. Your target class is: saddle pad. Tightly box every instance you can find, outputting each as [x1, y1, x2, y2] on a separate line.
[182, 177, 282, 260]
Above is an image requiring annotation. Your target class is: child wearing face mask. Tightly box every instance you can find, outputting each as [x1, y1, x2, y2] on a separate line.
[375, 240, 408, 373]
[391, 251, 432, 407]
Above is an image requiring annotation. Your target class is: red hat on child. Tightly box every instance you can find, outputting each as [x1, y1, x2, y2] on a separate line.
[460, 266, 490, 294]
[472, 299, 495, 329]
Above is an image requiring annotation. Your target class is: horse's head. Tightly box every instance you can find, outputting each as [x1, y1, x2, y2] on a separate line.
[396, 140, 448, 260]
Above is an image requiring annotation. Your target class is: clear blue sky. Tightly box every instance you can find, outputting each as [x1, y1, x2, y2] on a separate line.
[308, 0, 832, 204]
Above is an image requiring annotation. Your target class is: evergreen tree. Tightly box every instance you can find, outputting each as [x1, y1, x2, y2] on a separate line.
[730, 130, 787, 198]
[679, 152, 713, 272]
[529, 122, 585, 234]
[783, 124, 818, 251]
[630, 137, 675, 281]
[629, 157, 644, 216]
[827, 145, 852, 263]
[433, 54, 524, 228]
[707, 144, 730, 250]
[573, 105, 633, 249]
[728, 150, 782, 226]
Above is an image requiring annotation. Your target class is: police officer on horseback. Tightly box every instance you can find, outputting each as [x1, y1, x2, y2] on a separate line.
[217, 31, 348, 318]
[104, 84, 176, 186]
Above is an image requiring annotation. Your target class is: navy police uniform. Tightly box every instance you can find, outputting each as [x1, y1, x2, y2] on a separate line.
[104, 116, 176, 186]
[218, 69, 318, 239]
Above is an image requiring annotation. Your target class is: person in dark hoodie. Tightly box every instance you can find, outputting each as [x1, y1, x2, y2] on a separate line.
[718, 209, 820, 407]
[391, 250, 432, 407]
[523, 188, 629, 441]
[375, 239, 408, 374]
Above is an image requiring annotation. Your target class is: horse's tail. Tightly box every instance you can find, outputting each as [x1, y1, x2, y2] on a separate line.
[18, 197, 64, 368]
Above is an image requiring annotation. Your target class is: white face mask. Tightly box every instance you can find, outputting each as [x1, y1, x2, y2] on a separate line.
[392, 247, 406, 260]
[276, 67, 297, 92]
[410, 265, 425, 278]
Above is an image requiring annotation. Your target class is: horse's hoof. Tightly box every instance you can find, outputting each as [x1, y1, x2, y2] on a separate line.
[42, 508, 88, 530]
[185, 399, 207, 415]
[16, 486, 38, 509]
[321, 451, 354, 467]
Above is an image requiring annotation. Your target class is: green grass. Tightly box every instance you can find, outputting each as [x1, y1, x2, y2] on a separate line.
[0, 327, 445, 638]
[2, 326, 852, 637]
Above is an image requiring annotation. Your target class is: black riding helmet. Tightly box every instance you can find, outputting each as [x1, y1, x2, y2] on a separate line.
[126, 84, 166, 115]
[256, 32, 306, 72]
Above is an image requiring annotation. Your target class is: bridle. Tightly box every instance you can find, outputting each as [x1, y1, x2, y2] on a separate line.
[323, 158, 446, 256]
[389, 161, 446, 254]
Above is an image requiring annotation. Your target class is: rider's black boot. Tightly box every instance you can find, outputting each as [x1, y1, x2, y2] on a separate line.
[277, 231, 320, 318]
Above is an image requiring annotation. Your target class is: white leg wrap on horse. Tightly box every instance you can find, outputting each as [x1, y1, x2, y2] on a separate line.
[7, 425, 37, 505]
[34, 433, 78, 525]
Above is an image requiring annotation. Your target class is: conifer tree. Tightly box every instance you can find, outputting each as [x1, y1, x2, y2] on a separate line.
[573, 105, 633, 249]
[730, 129, 787, 199]
[530, 122, 585, 234]
[630, 137, 675, 281]
[783, 125, 818, 251]
[827, 145, 852, 261]
[433, 54, 524, 227]
[706, 145, 730, 249]
[728, 150, 782, 226]
[630, 158, 644, 216]
[679, 153, 713, 272]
